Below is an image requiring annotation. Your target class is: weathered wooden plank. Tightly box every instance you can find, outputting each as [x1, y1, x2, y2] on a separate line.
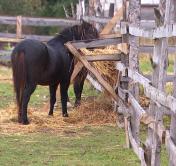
[146, 2, 171, 164]
[140, 20, 155, 29]
[141, 4, 158, 21]
[128, 0, 141, 145]
[83, 16, 110, 24]
[71, 37, 122, 49]
[0, 16, 79, 27]
[124, 117, 130, 148]
[85, 54, 122, 62]
[129, 92, 166, 143]
[169, 1, 176, 165]
[165, 131, 176, 165]
[84, 16, 155, 28]
[128, 93, 153, 124]
[121, 20, 156, 31]
[145, 74, 174, 82]
[118, 86, 128, 102]
[0, 33, 52, 42]
[16, 16, 22, 39]
[116, 62, 176, 113]
[116, 0, 129, 129]
[127, 121, 147, 166]
[86, 74, 103, 92]
[116, 62, 151, 86]
[0, 32, 122, 43]
[100, 7, 123, 35]
[149, 122, 166, 144]
[70, 61, 84, 83]
[22, 16, 79, 27]
[0, 37, 22, 43]
[144, 86, 176, 113]
[65, 42, 119, 102]
[129, 24, 176, 39]
[0, 15, 156, 28]
[139, 46, 176, 54]
[100, 33, 121, 38]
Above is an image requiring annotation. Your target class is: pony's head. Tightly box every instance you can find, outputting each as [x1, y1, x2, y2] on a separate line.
[60, 20, 99, 42]
[77, 19, 99, 40]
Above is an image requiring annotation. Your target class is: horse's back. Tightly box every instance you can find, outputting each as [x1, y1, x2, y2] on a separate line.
[12, 39, 48, 62]
[11, 39, 54, 83]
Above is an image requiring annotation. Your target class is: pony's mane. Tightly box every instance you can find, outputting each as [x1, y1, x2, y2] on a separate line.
[47, 21, 98, 45]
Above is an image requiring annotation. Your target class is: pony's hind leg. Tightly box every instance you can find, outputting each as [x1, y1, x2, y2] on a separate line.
[74, 67, 87, 107]
[48, 84, 58, 116]
[21, 84, 36, 124]
[60, 81, 69, 117]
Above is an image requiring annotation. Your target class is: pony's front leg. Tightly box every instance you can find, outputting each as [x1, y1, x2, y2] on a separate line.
[60, 82, 69, 117]
[48, 84, 58, 116]
[21, 84, 36, 125]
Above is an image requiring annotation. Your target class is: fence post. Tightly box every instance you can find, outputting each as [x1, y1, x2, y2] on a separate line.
[16, 15, 22, 39]
[128, 0, 140, 144]
[169, 0, 176, 165]
[145, 0, 173, 165]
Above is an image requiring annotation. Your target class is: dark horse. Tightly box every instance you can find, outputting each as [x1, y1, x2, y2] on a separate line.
[11, 20, 99, 124]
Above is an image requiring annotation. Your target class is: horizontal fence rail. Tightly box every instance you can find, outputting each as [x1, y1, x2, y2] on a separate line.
[129, 24, 176, 39]
[116, 62, 176, 113]
[0, 16, 79, 27]
[0, 1, 176, 165]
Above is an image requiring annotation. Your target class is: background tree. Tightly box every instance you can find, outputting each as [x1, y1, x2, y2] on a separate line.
[0, 0, 78, 35]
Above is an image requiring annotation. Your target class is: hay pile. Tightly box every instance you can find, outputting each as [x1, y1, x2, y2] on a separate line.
[0, 95, 117, 134]
[81, 46, 121, 86]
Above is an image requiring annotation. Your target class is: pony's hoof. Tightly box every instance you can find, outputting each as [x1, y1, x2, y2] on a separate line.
[74, 102, 81, 108]
[18, 119, 22, 123]
[63, 113, 69, 117]
[21, 120, 29, 125]
[48, 112, 53, 116]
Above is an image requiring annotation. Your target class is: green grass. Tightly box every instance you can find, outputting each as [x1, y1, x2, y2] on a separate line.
[0, 83, 14, 108]
[0, 83, 49, 109]
[0, 126, 140, 166]
[68, 81, 99, 100]
[139, 54, 174, 74]
[0, 62, 171, 165]
[0, 81, 98, 110]
[0, 65, 99, 109]
[0, 67, 140, 165]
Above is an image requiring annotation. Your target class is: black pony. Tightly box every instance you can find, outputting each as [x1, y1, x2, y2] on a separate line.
[11, 20, 99, 124]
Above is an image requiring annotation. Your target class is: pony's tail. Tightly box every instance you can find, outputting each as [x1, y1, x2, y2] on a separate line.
[11, 51, 26, 122]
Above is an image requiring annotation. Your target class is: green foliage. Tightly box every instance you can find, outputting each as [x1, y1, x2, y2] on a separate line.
[41, 0, 78, 18]
[0, 0, 78, 35]
[0, 0, 43, 16]
[0, 0, 78, 17]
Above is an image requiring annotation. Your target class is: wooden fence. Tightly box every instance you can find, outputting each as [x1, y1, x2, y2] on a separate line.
[0, 1, 176, 165]
[0, 3, 159, 43]
[65, 0, 176, 165]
